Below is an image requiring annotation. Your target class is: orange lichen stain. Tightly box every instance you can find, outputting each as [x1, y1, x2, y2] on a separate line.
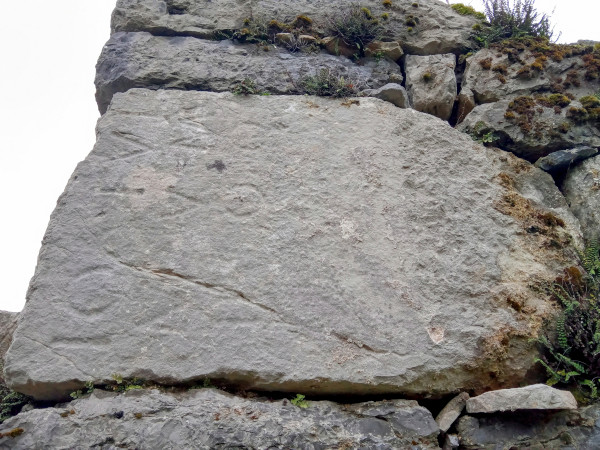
[0, 428, 24, 439]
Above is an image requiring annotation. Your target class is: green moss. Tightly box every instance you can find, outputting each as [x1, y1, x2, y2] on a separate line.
[422, 72, 433, 82]
[361, 7, 373, 20]
[580, 95, 600, 109]
[536, 94, 571, 109]
[567, 107, 589, 123]
[405, 16, 417, 27]
[381, 12, 389, 20]
[291, 15, 313, 29]
[412, 2, 419, 7]
[451, 3, 486, 21]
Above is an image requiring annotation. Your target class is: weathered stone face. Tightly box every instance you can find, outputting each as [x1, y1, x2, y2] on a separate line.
[562, 155, 600, 241]
[95, 32, 403, 114]
[0, 388, 440, 449]
[458, 99, 600, 162]
[111, 0, 477, 55]
[462, 47, 599, 105]
[5, 90, 580, 401]
[0, 311, 18, 385]
[405, 53, 457, 121]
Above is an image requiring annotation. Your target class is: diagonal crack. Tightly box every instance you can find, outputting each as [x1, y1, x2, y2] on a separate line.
[22, 335, 93, 379]
[119, 261, 278, 315]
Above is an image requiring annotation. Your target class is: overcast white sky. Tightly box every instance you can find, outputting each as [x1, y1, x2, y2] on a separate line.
[1, 0, 599, 313]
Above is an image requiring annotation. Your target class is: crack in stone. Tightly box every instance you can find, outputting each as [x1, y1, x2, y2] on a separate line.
[118, 261, 279, 315]
[22, 335, 93, 379]
[331, 331, 388, 354]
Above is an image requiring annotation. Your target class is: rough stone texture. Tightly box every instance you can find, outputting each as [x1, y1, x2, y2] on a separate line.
[458, 98, 600, 161]
[435, 392, 469, 433]
[0, 388, 440, 449]
[462, 47, 599, 105]
[405, 54, 457, 121]
[0, 312, 18, 385]
[365, 41, 404, 62]
[534, 146, 598, 174]
[95, 31, 402, 114]
[466, 384, 578, 414]
[5, 90, 581, 401]
[457, 404, 600, 449]
[362, 83, 409, 108]
[562, 154, 600, 241]
[111, 0, 478, 56]
[456, 87, 475, 124]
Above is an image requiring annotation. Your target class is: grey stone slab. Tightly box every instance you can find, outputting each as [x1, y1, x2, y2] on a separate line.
[435, 392, 469, 432]
[110, 0, 478, 55]
[405, 54, 457, 121]
[562, 154, 600, 241]
[0, 388, 440, 449]
[95, 31, 403, 114]
[5, 90, 580, 401]
[466, 384, 577, 414]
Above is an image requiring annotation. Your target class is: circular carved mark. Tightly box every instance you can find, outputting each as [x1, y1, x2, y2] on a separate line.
[225, 185, 263, 216]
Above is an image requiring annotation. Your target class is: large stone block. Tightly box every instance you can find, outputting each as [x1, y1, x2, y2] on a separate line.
[95, 31, 402, 114]
[458, 98, 600, 162]
[405, 54, 457, 121]
[6, 90, 580, 401]
[110, 0, 477, 55]
[562, 155, 600, 241]
[0, 311, 18, 385]
[0, 389, 440, 449]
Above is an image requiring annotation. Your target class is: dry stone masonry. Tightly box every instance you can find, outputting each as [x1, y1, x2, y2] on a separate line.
[2, 0, 600, 448]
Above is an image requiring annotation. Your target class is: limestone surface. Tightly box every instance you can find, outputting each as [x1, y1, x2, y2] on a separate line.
[562, 155, 600, 241]
[435, 392, 469, 433]
[5, 90, 580, 401]
[457, 404, 600, 449]
[0, 388, 440, 449]
[458, 98, 600, 161]
[111, 0, 478, 55]
[466, 384, 578, 413]
[462, 47, 599, 105]
[362, 83, 409, 108]
[534, 146, 598, 174]
[95, 31, 402, 114]
[0, 312, 18, 385]
[405, 54, 457, 121]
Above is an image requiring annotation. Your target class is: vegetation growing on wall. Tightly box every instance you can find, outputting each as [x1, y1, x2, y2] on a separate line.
[300, 69, 357, 97]
[326, 4, 382, 56]
[535, 242, 600, 401]
[451, 3, 486, 21]
[0, 371, 29, 424]
[472, 0, 557, 48]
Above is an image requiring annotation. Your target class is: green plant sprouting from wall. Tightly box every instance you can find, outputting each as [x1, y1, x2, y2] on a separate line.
[326, 4, 382, 56]
[300, 69, 357, 98]
[534, 240, 600, 401]
[0, 368, 30, 424]
[471, 0, 558, 48]
[290, 393, 310, 408]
